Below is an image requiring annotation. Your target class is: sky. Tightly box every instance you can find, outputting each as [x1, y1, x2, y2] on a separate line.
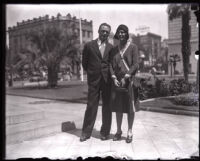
[6, 4, 169, 44]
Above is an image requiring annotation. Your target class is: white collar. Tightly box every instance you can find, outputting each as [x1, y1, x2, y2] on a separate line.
[97, 39, 106, 46]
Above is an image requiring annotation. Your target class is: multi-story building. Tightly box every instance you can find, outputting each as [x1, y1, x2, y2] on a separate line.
[7, 13, 93, 76]
[168, 9, 199, 75]
[160, 39, 169, 74]
[132, 32, 162, 72]
[109, 31, 163, 72]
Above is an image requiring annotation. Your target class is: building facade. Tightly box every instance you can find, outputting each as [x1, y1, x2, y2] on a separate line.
[168, 9, 199, 75]
[132, 32, 162, 72]
[7, 13, 93, 77]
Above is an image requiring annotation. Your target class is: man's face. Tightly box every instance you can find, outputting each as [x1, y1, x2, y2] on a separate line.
[98, 25, 110, 42]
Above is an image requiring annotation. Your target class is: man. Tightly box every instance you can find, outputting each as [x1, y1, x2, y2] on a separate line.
[80, 23, 113, 142]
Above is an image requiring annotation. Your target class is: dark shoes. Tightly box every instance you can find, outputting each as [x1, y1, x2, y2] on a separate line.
[126, 135, 133, 143]
[113, 132, 122, 141]
[113, 131, 133, 143]
[100, 134, 109, 141]
[80, 135, 90, 142]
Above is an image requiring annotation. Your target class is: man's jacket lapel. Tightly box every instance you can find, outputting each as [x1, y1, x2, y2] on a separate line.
[92, 39, 102, 59]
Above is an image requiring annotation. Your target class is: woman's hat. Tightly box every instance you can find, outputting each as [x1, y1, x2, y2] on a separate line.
[114, 24, 129, 40]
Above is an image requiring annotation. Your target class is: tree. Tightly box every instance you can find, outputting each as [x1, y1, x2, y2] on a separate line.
[167, 4, 191, 82]
[12, 48, 41, 77]
[25, 21, 78, 87]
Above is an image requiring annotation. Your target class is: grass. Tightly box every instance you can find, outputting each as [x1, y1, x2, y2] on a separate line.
[141, 94, 199, 112]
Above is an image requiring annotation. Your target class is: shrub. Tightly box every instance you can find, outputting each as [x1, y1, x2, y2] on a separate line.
[169, 79, 191, 96]
[155, 78, 170, 97]
[138, 77, 194, 100]
[190, 82, 199, 94]
[139, 79, 157, 100]
[173, 93, 199, 106]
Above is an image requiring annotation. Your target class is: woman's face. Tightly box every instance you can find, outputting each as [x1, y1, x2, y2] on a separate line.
[118, 29, 127, 42]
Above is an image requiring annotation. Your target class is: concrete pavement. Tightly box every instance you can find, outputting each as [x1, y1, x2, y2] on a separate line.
[5, 95, 199, 160]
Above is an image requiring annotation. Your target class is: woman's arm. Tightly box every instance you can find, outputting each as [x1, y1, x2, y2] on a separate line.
[127, 44, 139, 76]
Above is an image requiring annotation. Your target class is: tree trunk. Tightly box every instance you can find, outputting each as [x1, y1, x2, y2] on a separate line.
[8, 72, 13, 87]
[47, 64, 58, 88]
[181, 9, 191, 82]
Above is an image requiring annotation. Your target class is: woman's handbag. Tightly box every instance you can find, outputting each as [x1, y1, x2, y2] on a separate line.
[114, 78, 130, 92]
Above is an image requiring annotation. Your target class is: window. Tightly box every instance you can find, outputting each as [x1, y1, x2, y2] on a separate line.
[87, 31, 90, 38]
[82, 30, 85, 37]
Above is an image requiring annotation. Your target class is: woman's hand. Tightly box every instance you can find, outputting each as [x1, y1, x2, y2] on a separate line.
[121, 78, 126, 87]
[114, 79, 120, 87]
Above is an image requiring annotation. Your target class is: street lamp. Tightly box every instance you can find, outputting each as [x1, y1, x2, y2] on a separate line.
[139, 52, 145, 72]
[169, 54, 181, 77]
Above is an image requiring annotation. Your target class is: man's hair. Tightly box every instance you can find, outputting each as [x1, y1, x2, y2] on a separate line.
[98, 23, 111, 32]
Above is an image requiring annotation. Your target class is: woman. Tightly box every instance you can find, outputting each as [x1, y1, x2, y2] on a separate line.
[110, 24, 140, 143]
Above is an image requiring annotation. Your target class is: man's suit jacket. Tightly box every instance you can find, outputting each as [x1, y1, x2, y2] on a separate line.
[82, 39, 113, 86]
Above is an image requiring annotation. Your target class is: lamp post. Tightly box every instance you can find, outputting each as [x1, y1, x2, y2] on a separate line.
[169, 54, 181, 77]
[79, 11, 84, 82]
[139, 52, 145, 72]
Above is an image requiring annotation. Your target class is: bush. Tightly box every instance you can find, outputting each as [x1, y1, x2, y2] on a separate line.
[139, 79, 157, 100]
[138, 77, 194, 100]
[155, 78, 170, 97]
[169, 79, 191, 96]
[173, 93, 199, 106]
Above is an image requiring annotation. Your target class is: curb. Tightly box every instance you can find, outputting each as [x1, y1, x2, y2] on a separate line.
[140, 107, 199, 117]
[7, 93, 199, 117]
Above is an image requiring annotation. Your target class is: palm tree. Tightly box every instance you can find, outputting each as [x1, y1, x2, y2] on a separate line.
[167, 4, 191, 82]
[12, 49, 41, 78]
[25, 21, 78, 87]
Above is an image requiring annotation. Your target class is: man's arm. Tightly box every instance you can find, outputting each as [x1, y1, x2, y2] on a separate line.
[109, 47, 117, 79]
[82, 44, 89, 71]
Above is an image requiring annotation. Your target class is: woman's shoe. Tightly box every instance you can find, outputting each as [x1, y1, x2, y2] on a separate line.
[113, 132, 122, 141]
[126, 135, 133, 143]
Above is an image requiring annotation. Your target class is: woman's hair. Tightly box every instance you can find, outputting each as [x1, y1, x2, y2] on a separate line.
[114, 24, 129, 40]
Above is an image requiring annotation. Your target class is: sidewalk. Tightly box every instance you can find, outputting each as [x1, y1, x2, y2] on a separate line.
[5, 95, 199, 160]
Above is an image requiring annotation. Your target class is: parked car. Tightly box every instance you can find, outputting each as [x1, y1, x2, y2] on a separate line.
[29, 74, 45, 82]
[13, 74, 21, 81]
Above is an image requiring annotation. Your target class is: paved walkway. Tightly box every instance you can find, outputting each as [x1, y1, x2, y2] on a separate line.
[6, 95, 199, 160]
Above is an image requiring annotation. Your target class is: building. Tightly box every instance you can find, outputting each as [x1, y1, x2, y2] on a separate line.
[109, 31, 163, 73]
[160, 39, 169, 74]
[168, 9, 199, 75]
[132, 32, 162, 72]
[7, 13, 93, 77]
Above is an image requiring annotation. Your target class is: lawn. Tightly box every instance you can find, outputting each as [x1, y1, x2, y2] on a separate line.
[141, 96, 199, 112]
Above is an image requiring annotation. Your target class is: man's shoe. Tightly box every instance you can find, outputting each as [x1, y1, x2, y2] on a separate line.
[80, 135, 90, 142]
[100, 135, 109, 141]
